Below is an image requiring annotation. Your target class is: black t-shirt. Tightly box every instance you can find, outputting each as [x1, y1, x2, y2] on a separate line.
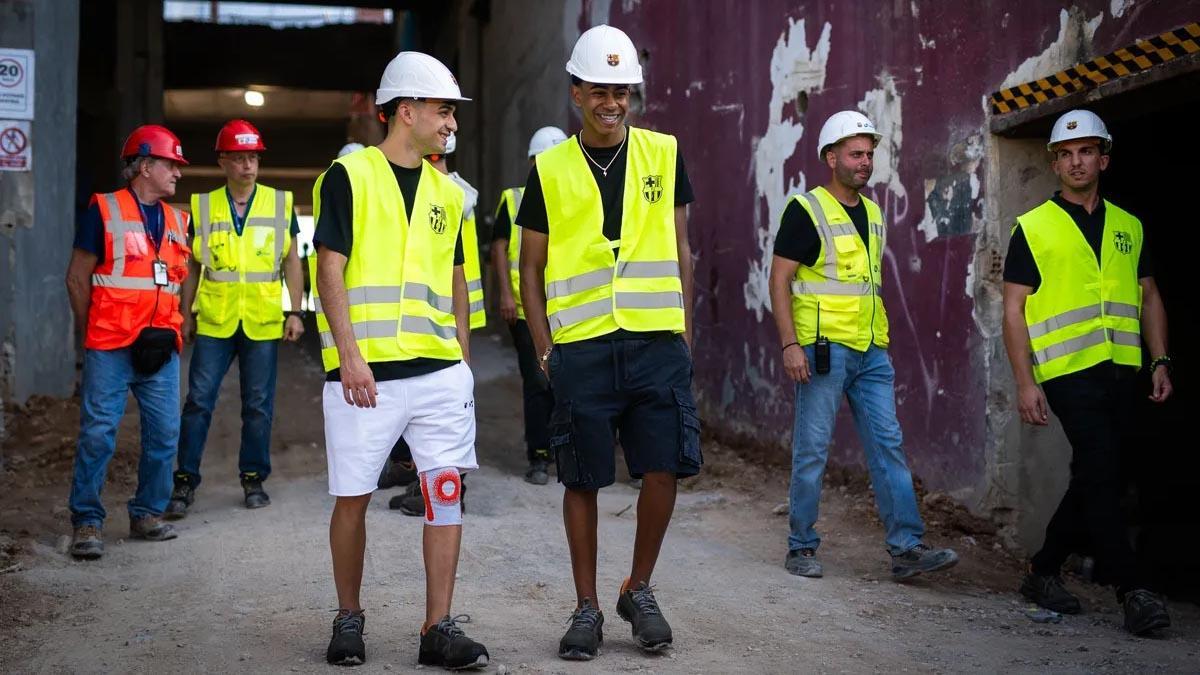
[773, 195, 870, 266]
[492, 195, 514, 244]
[1003, 193, 1152, 290]
[514, 133, 694, 340]
[314, 161, 465, 382]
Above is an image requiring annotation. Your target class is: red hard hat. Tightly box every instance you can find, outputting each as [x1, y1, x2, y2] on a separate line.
[215, 119, 266, 152]
[121, 124, 188, 165]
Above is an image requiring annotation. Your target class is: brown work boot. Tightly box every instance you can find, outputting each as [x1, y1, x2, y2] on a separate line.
[70, 525, 104, 560]
[129, 515, 178, 542]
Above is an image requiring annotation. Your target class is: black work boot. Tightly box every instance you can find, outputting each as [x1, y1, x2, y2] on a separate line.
[418, 615, 489, 670]
[525, 448, 551, 485]
[241, 474, 270, 509]
[389, 481, 424, 516]
[164, 480, 194, 521]
[559, 598, 604, 660]
[1123, 589, 1170, 636]
[326, 609, 366, 665]
[616, 580, 672, 653]
[1020, 573, 1082, 614]
[890, 543, 958, 580]
[129, 515, 177, 541]
[377, 458, 417, 490]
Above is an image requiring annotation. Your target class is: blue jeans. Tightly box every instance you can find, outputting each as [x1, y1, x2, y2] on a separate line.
[69, 348, 180, 527]
[788, 343, 924, 556]
[176, 328, 278, 487]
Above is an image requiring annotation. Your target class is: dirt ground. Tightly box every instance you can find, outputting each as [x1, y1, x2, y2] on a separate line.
[1, 334, 1198, 674]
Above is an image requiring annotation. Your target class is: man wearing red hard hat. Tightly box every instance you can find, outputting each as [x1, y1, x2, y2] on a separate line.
[64, 124, 192, 559]
[165, 119, 303, 518]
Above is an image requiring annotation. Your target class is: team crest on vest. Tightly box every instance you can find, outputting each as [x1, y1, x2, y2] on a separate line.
[1113, 230, 1133, 254]
[641, 175, 663, 204]
[429, 205, 447, 234]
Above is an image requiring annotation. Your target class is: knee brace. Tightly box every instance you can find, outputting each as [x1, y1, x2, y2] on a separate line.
[419, 468, 462, 526]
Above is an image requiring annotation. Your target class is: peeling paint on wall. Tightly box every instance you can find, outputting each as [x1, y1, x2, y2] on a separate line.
[1000, 8, 1103, 90]
[1110, 0, 1133, 19]
[916, 133, 984, 243]
[857, 73, 907, 216]
[745, 18, 832, 320]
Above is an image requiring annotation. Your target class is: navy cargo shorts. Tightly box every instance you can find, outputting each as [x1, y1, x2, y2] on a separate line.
[547, 333, 702, 490]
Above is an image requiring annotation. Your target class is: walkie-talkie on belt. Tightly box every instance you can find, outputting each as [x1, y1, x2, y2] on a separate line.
[814, 303, 831, 375]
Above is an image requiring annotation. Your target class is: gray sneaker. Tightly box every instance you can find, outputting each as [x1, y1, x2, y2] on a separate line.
[70, 525, 104, 560]
[890, 543, 958, 580]
[785, 548, 823, 577]
[129, 515, 178, 542]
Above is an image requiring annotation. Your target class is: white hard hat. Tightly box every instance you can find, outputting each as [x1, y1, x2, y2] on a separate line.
[528, 126, 568, 157]
[1047, 109, 1111, 151]
[337, 142, 364, 158]
[817, 110, 882, 161]
[565, 25, 643, 85]
[376, 51, 470, 104]
[444, 132, 456, 155]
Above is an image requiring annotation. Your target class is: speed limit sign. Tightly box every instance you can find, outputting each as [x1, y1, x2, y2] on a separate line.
[0, 48, 34, 119]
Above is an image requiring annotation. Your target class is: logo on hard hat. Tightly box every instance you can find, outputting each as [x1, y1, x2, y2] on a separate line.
[1066, 120, 1078, 130]
[641, 175, 663, 204]
[429, 205, 447, 234]
[1113, 231, 1133, 255]
[175, 145, 183, 156]
[235, 133, 259, 146]
[607, 53, 620, 67]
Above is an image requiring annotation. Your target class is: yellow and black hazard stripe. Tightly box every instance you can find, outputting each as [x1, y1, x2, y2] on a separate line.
[990, 22, 1199, 115]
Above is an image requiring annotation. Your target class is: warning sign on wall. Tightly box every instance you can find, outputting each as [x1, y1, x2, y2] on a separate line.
[0, 48, 34, 119]
[0, 120, 31, 171]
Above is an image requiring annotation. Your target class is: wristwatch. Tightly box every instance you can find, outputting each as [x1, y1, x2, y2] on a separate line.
[540, 345, 553, 365]
[286, 310, 306, 320]
[1150, 355, 1172, 373]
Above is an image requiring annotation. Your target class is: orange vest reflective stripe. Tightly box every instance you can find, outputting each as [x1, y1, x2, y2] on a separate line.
[85, 190, 191, 351]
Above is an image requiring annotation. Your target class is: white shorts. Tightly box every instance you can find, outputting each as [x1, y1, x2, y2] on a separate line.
[323, 361, 477, 496]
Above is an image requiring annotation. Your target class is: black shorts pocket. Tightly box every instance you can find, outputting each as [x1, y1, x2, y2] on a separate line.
[549, 401, 584, 486]
[672, 386, 703, 470]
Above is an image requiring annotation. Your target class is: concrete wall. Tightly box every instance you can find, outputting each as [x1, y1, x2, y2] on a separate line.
[0, 0, 80, 450]
[454, 0, 1194, 546]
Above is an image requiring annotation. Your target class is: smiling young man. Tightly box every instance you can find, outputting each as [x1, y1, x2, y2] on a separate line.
[312, 51, 488, 669]
[166, 119, 304, 518]
[517, 25, 699, 660]
[1003, 109, 1173, 636]
[768, 111, 958, 582]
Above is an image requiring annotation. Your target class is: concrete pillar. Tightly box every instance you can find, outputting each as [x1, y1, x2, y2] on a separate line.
[0, 0, 81, 454]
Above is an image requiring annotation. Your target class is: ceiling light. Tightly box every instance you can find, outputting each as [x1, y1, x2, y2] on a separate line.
[244, 90, 265, 107]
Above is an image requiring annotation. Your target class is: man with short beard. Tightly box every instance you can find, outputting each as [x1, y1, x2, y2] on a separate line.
[312, 51, 488, 669]
[518, 25, 698, 661]
[1003, 109, 1172, 636]
[65, 125, 192, 559]
[769, 110, 958, 581]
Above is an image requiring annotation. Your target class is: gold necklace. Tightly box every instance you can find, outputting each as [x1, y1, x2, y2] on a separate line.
[578, 130, 627, 177]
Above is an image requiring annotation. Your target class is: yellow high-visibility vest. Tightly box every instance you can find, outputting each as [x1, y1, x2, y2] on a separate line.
[310, 147, 465, 371]
[190, 184, 293, 340]
[462, 210, 485, 330]
[537, 127, 684, 343]
[1016, 199, 1143, 383]
[788, 186, 889, 351]
[496, 186, 525, 320]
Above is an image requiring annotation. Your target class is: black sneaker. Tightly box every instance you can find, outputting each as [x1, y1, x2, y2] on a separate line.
[1020, 573, 1081, 614]
[389, 481, 424, 516]
[890, 543, 958, 580]
[525, 460, 550, 486]
[616, 581, 672, 652]
[378, 459, 417, 490]
[559, 598, 603, 660]
[164, 482, 194, 521]
[1123, 589, 1170, 635]
[418, 614, 489, 670]
[326, 609, 366, 665]
[241, 477, 270, 509]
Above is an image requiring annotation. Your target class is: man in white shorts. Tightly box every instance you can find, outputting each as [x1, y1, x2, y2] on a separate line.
[311, 51, 489, 670]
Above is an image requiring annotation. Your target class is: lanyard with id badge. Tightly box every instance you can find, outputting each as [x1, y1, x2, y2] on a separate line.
[133, 191, 170, 288]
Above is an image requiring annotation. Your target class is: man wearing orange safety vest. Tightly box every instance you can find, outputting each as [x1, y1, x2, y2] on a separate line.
[165, 119, 304, 518]
[64, 125, 192, 559]
[1003, 109, 1173, 636]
